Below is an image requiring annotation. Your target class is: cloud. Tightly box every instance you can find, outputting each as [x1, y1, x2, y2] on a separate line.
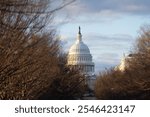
[52, 0, 150, 28]
[76, 0, 150, 15]
[85, 33, 134, 42]
[83, 33, 135, 53]
[56, 0, 150, 24]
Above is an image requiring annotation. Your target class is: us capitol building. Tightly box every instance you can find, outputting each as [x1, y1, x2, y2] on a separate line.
[67, 27, 96, 91]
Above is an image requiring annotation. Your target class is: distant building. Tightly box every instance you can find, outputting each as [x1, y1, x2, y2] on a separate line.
[67, 27, 96, 90]
[115, 54, 136, 71]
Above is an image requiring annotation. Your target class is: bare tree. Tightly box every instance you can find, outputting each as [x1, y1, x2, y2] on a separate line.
[0, 32, 61, 99]
[0, 0, 78, 99]
[128, 25, 150, 71]
[95, 25, 150, 100]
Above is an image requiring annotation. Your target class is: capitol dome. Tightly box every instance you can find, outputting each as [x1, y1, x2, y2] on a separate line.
[68, 40, 90, 55]
[67, 27, 95, 76]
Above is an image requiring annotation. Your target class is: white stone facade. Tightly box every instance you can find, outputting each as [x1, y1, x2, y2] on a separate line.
[115, 54, 135, 71]
[67, 27, 96, 90]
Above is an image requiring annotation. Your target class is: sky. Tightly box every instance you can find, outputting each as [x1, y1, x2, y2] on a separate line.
[53, 0, 150, 73]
